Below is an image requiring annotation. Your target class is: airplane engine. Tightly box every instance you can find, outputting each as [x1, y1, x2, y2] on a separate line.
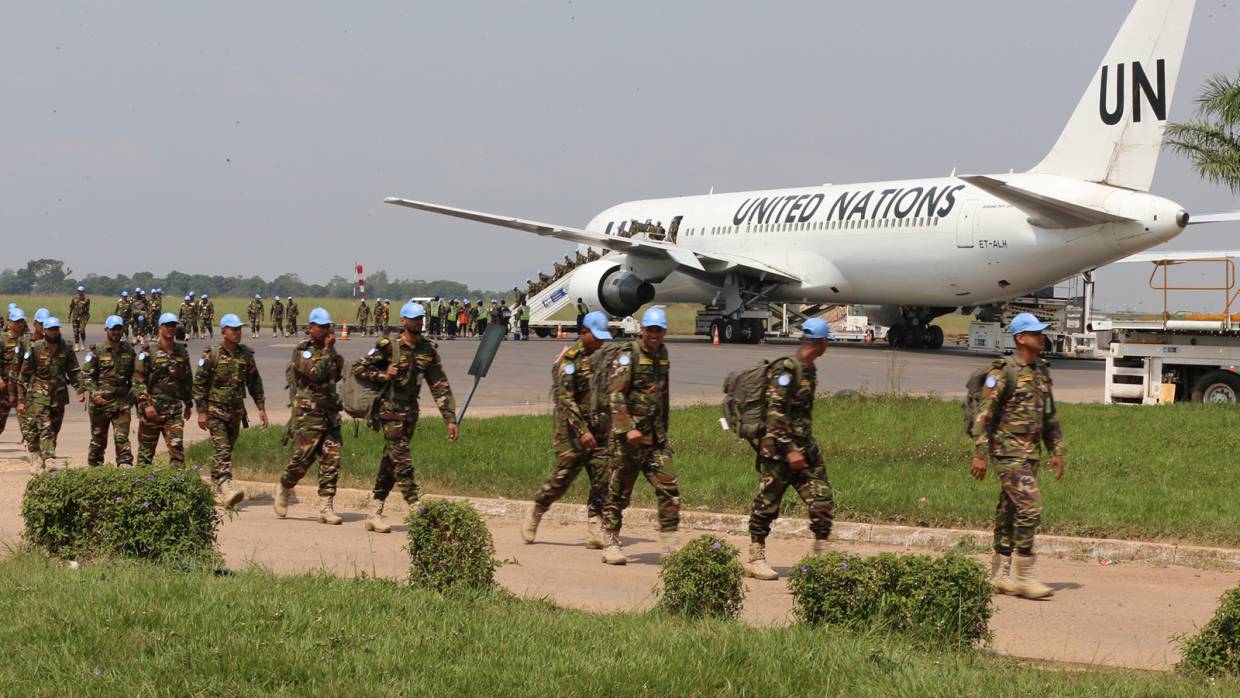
[568, 259, 655, 318]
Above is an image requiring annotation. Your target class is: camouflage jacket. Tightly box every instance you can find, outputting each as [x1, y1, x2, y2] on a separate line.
[193, 343, 265, 416]
[132, 340, 193, 415]
[247, 300, 264, 322]
[179, 301, 198, 321]
[353, 334, 455, 423]
[1, 332, 31, 403]
[18, 337, 81, 406]
[271, 300, 285, 320]
[758, 356, 816, 461]
[198, 300, 214, 320]
[81, 340, 137, 406]
[288, 339, 341, 422]
[608, 340, 670, 443]
[69, 296, 90, 322]
[972, 356, 1066, 460]
[115, 298, 131, 319]
[130, 298, 148, 322]
[552, 340, 596, 440]
[357, 303, 371, 323]
[149, 297, 162, 321]
[284, 301, 297, 319]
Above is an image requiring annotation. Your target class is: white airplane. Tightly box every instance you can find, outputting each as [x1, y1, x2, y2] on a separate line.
[387, 0, 1238, 347]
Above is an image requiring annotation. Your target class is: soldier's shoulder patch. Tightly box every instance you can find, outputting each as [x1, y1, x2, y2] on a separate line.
[367, 347, 378, 356]
[618, 354, 631, 366]
[137, 352, 146, 361]
[301, 350, 312, 359]
[563, 363, 576, 375]
[24, 350, 31, 359]
[984, 375, 997, 389]
[198, 357, 206, 367]
[777, 373, 792, 386]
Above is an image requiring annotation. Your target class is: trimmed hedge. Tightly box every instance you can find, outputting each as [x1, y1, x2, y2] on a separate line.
[788, 551, 992, 647]
[21, 467, 220, 564]
[406, 500, 497, 593]
[1179, 586, 1240, 677]
[656, 535, 745, 620]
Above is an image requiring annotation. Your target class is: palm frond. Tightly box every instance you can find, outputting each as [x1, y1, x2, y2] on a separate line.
[1165, 120, 1240, 193]
[1194, 73, 1240, 126]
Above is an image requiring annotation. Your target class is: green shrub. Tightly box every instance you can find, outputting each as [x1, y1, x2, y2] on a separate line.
[406, 500, 497, 593]
[1179, 586, 1240, 677]
[788, 551, 992, 647]
[655, 535, 745, 620]
[21, 467, 219, 564]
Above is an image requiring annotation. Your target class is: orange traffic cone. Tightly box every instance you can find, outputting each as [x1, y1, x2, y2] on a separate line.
[340, 324, 350, 340]
[712, 325, 721, 346]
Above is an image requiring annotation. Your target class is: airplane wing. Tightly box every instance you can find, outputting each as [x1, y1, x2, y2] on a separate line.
[1115, 250, 1240, 264]
[959, 175, 1135, 229]
[1188, 211, 1240, 225]
[383, 197, 800, 284]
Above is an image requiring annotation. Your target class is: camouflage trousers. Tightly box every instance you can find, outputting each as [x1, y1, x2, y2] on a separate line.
[0, 398, 10, 438]
[993, 457, 1043, 555]
[249, 318, 260, 335]
[19, 401, 38, 453]
[202, 321, 213, 338]
[749, 448, 834, 543]
[30, 402, 66, 459]
[280, 414, 342, 497]
[372, 415, 420, 502]
[72, 318, 88, 345]
[271, 317, 282, 335]
[533, 431, 611, 519]
[601, 440, 680, 534]
[207, 412, 242, 482]
[88, 402, 133, 466]
[286, 318, 297, 335]
[136, 408, 185, 466]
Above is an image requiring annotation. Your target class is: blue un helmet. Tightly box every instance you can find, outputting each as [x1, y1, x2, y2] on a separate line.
[219, 314, 243, 329]
[159, 312, 178, 325]
[42, 317, 61, 330]
[401, 301, 426, 320]
[582, 311, 612, 340]
[307, 307, 332, 326]
[1009, 312, 1050, 336]
[34, 308, 50, 324]
[641, 306, 668, 329]
[254, 294, 262, 300]
[801, 317, 833, 340]
[121, 290, 129, 298]
[77, 285, 86, 292]
[8, 307, 26, 322]
[104, 315, 124, 329]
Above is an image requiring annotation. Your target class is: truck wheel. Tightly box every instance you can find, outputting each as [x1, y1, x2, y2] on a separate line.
[534, 328, 550, 338]
[1190, 371, 1240, 403]
[926, 325, 944, 350]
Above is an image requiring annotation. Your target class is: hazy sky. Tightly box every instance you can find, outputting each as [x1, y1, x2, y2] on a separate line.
[3, 1, 1237, 310]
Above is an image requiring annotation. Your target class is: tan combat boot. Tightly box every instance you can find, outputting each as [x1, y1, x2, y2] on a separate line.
[365, 499, 391, 533]
[1012, 554, 1054, 599]
[29, 453, 46, 477]
[990, 553, 1017, 595]
[521, 505, 545, 544]
[217, 480, 244, 508]
[659, 530, 680, 555]
[601, 531, 627, 565]
[812, 539, 829, 556]
[744, 542, 779, 581]
[584, 515, 605, 550]
[273, 486, 294, 518]
[318, 496, 343, 525]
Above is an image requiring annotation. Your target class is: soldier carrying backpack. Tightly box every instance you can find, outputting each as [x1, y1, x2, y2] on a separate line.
[722, 317, 835, 581]
[966, 312, 1066, 601]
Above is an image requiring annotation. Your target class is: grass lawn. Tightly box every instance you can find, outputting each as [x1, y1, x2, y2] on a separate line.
[186, 395, 1240, 547]
[0, 553, 1231, 696]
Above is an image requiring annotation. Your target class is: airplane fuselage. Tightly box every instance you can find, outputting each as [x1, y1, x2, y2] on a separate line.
[585, 174, 1186, 309]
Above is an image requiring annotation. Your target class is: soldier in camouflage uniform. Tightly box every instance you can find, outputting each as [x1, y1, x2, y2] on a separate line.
[68, 286, 91, 351]
[274, 307, 345, 525]
[193, 313, 268, 508]
[81, 315, 137, 466]
[526, 279, 539, 299]
[270, 296, 285, 338]
[1, 309, 31, 466]
[179, 295, 198, 338]
[133, 312, 193, 466]
[115, 291, 132, 333]
[285, 296, 298, 336]
[587, 248, 600, 262]
[356, 300, 371, 337]
[17, 316, 83, 474]
[197, 294, 214, 339]
[522, 312, 613, 548]
[130, 289, 148, 343]
[971, 313, 1066, 601]
[380, 299, 392, 336]
[354, 301, 459, 533]
[600, 307, 680, 565]
[148, 289, 163, 331]
[247, 295, 264, 338]
[742, 318, 835, 581]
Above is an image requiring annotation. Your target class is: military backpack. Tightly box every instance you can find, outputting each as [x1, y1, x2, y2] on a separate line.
[721, 357, 802, 440]
[585, 340, 640, 435]
[962, 356, 1019, 437]
[338, 355, 388, 420]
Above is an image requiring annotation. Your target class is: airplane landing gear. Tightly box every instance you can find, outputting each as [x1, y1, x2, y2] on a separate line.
[886, 323, 945, 349]
[712, 318, 764, 344]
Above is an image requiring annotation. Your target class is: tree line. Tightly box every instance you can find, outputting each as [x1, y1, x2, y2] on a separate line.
[0, 259, 504, 300]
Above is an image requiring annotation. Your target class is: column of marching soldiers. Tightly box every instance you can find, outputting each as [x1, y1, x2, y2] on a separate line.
[1, 289, 1064, 599]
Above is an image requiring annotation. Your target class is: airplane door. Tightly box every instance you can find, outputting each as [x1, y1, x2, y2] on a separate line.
[955, 199, 978, 248]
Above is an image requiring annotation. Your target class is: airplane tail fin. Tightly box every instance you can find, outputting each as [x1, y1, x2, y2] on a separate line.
[1030, 0, 1195, 192]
